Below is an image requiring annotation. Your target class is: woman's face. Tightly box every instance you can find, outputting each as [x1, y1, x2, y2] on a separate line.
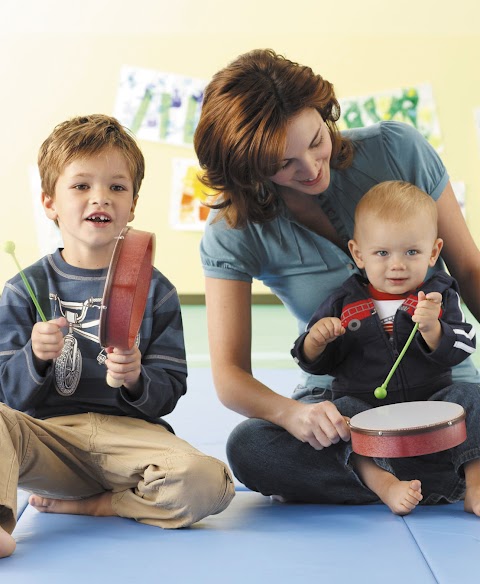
[270, 108, 332, 195]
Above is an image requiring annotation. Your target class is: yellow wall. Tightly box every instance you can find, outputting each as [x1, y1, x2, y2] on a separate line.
[1, 1, 479, 295]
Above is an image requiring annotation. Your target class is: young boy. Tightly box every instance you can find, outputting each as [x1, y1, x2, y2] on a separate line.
[0, 114, 235, 558]
[291, 180, 480, 516]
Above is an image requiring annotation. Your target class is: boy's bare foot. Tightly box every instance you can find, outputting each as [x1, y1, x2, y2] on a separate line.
[380, 478, 423, 516]
[0, 525, 16, 558]
[28, 491, 115, 517]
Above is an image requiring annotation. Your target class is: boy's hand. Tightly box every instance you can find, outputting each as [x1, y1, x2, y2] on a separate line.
[31, 317, 67, 362]
[412, 291, 442, 351]
[105, 345, 142, 389]
[302, 317, 345, 362]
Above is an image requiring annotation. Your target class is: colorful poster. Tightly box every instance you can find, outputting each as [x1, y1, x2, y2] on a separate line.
[338, 83, 443, 152]
[170, 158, 215, 231]
[113, 66, 207, 147]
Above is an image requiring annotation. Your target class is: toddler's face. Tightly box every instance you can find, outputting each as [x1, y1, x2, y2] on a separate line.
[348, 213, 443, 295]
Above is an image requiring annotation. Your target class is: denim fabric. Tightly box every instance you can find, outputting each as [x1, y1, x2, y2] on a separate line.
[226, 382, 480, 505]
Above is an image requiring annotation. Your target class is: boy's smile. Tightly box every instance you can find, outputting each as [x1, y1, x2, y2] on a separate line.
[42, 147, 137, 269]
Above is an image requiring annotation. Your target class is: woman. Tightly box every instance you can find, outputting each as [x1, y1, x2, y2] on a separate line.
[194, 48, 480, 505]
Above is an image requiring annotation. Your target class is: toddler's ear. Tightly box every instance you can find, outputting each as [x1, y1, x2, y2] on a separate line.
[348, 239, 365, 269]
[429, 238, 443, 267]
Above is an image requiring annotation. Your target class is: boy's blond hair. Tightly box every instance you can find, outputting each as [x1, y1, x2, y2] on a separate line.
[38, 114, 145, 199]
[353, 180, 438, 237]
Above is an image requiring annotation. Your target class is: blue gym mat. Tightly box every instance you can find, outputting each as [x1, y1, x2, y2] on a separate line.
[5, 368, 480, 583]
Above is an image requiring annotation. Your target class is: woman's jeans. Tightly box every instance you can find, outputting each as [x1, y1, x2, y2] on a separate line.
[226, 382, 480, 504]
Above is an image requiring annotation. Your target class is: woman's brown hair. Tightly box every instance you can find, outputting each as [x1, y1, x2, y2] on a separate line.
[194, 49, 353, 228]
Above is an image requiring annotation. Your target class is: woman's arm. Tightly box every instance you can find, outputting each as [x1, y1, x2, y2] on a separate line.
[205, 276, 350, 449]
[205, 276, 291, 422]
[437, 181, 480, 322]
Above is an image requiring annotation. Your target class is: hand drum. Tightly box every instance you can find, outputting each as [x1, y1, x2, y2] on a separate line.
[99, 226, 156, 387]
[349, 401, 466, 458]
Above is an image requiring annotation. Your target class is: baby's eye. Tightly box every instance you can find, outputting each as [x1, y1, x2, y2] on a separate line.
[111, 185, 127, 192]
[73, 184, 89, 190]
[406, 250, 418, 256]
[376, 250, 388, 257]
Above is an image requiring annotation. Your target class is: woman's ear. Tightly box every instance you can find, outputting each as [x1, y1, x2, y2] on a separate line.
[348, 239, 365, 269]
[429, 238, 444, 267]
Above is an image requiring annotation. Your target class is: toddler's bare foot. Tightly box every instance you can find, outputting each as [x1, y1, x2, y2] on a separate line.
[464, 485, 480, 516]
[0, 525, 16, 558]
[29, 491, 115, 517]
[381, 478, 423, 516]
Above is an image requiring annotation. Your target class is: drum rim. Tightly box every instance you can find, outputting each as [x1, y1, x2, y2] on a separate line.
[98, 226, 128, 347]
[349, 409, 466, 437]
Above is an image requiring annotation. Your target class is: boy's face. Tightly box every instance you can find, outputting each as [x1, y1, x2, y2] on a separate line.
[348, 211, 443, 295]
[42, 148, 137, 268]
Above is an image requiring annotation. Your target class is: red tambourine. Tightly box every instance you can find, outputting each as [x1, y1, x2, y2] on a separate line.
[99, 226, 155, 387]
[349, 401, 466, 458]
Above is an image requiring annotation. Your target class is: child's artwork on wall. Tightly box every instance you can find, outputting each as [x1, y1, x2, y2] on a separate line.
[170, 159, 215, 230]
[113, 66, 207, 147]
[338, 83, 443, 152]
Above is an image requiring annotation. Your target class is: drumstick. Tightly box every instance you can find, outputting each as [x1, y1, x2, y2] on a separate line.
[4, 241, 47, 322]
[374, 323, 419, 399]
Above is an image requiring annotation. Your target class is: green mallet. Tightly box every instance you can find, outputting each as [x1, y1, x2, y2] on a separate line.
[374, 322, 419, 399]
[4, 241, 47, 322]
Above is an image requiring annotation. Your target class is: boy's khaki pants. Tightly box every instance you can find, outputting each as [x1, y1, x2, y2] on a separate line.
[0, 403, 235, 533]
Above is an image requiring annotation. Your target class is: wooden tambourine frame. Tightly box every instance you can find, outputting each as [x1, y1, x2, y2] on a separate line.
[99, 226, 155, 387]
[349, 401, 466, 458]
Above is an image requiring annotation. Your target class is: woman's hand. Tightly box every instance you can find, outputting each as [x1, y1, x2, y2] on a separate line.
[283, 399, 351, 450]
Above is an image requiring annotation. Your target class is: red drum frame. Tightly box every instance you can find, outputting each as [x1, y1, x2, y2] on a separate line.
[349, 401, 466, 458]
[99, 226, 155, 351]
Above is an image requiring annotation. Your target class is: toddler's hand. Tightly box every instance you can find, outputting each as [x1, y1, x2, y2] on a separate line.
[303, 317, 345, 361]
[412, 291, 442, 333]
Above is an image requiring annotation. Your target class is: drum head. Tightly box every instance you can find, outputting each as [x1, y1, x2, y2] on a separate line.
[99, 227, 155, 350]
[349, 401, 466, 458]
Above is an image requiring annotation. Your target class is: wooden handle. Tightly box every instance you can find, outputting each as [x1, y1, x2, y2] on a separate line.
[106, 372, 124, 388]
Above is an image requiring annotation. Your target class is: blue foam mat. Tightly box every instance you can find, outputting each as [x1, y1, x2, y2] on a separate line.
[7, 369, 480, 582]
[6, 492, 437, 583]
[404, 502, 480, 583]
